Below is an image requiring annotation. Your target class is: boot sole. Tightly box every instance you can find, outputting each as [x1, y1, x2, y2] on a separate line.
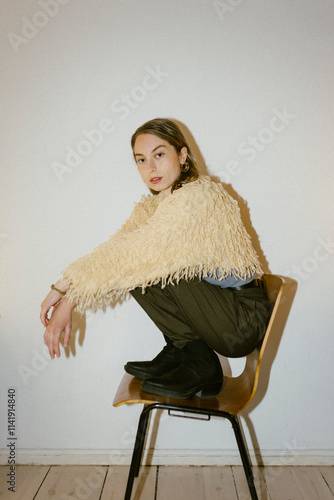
[141, 381, 223, 400]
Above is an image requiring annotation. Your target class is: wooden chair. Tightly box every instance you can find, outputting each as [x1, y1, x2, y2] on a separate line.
[113, 274, 285, 500]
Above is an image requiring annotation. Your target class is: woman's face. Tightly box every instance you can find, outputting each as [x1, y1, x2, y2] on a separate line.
[134, 133, 187, 198]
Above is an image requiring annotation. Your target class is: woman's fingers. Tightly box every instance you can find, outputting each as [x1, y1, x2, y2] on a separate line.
[40, 308, 48, 327]
[53, 335, 61, 358]
[44, 325, 61, 359]
[44, 327, 55, 359]
[63, 324, 71, 348]
[40, 299, 51, 326]
[40, 307, 52, 327]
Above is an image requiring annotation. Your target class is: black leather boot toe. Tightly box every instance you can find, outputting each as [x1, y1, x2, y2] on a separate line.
[124, 343, 183, 379]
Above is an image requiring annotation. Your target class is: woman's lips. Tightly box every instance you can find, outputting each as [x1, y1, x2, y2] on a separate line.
[150, 177, 162, 184]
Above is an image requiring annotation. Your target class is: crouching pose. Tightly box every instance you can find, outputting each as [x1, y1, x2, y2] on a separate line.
[41, 118, 271, 399]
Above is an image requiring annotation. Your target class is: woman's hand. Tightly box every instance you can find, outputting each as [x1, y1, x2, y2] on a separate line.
[40, 279, 69, 327]
[43, 297, 76, 359]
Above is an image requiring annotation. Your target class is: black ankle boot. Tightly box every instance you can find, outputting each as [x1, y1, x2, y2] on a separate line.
[141, 339, 223, 399]
[124, 340, 183, 379]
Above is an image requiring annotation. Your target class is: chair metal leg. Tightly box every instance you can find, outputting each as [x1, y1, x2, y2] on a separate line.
[133, 406, 151, 478]
[230, 414, 258, 500]
[124, 405, 151, 500]
[124, 402, 259, 500]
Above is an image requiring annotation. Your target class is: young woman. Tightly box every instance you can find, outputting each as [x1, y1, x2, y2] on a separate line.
[41, 118, 271, 399]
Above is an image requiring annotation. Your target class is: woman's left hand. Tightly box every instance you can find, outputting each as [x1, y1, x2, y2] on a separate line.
[43, 297, 76, 359]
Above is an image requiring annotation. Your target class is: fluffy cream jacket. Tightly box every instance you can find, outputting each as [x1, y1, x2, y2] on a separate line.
[63, 176, 262, 313]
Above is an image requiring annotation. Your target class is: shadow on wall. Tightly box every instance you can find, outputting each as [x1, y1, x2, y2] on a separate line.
[62, 296, 129, 359]
[243, 276, 298, 465]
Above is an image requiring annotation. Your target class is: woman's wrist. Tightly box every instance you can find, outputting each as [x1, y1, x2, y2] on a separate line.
[61, 295, 77, 310]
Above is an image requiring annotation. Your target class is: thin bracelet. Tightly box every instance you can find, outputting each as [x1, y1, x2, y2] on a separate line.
[51, 284, 67, 296]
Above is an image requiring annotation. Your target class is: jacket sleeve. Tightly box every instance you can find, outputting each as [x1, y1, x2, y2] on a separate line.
[63, 187, 202, 312]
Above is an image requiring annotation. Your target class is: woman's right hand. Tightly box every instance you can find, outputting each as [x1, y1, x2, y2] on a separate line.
[40, 279, 69, 327]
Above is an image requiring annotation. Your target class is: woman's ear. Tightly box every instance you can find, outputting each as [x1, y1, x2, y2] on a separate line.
[179, 146, 187, 164]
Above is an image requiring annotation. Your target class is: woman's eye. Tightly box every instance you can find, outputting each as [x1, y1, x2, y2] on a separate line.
[137, 158, 145, 164]
[156, 153, 163, 158]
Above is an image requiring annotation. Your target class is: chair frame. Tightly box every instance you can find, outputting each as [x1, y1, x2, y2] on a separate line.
[113, 274, 285, 500]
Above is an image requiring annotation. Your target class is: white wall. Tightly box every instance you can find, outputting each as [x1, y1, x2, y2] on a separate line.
[1, 0, 334, 466]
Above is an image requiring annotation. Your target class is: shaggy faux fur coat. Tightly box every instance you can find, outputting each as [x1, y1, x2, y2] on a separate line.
[63, 176, 262, 313]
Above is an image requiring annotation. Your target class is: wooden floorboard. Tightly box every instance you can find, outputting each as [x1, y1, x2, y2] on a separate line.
[33, 465, 107, 500]
[101, 465, 157, 500]
[262, 466, 304, 500]
[289, 466, 334, 500]
[100, 466, 129, 500]
[156, 466, 206, 499]
[0, 465, 333, 499]
[0, 466, 49, 500]
[232, 465, 269, 500]
[203, 466, 238, 499]
[319, 467, 334, 496]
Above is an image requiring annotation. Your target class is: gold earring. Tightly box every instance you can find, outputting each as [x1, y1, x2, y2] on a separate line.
[180, 161, 189, 172]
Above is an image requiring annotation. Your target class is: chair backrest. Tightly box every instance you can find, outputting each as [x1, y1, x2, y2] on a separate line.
[252, 274, 285, 398]
[214, 274, 285, 414]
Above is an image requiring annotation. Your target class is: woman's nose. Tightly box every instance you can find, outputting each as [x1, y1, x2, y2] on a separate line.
[148, 159, 156, 171]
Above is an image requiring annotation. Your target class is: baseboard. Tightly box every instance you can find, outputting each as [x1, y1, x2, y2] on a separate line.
[1, 448, 333, 466]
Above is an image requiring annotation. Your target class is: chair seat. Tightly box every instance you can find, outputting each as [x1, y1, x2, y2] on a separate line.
[113, 358, 259, 414]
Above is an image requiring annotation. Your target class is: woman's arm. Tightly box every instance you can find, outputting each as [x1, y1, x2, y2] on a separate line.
[61, 181, 210, 312]
[40, 195, 158, 357]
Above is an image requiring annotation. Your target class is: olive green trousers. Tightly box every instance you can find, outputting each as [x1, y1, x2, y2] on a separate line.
[130, 278, 272, 358]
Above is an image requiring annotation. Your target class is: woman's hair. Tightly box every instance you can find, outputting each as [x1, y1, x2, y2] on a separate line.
[131, 118, 199, 194]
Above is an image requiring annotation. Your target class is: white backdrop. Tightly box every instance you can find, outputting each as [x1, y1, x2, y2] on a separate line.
[1, 0, 334, 466]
